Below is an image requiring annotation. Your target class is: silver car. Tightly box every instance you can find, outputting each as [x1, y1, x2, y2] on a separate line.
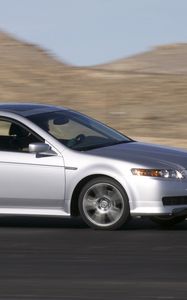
[0, 103, 186, 230]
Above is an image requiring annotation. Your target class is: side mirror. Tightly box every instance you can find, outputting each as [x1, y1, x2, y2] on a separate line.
[29, 143, 51, 154]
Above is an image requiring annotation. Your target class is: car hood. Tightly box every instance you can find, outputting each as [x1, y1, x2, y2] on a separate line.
[88, 141, 187, 169]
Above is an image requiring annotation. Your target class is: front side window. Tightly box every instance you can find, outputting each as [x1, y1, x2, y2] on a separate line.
[28, 110, 132, 151]
[0, 118, 42, 152]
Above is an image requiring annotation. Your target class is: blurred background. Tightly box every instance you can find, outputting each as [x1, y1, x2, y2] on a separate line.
[0, 0, 187, 147]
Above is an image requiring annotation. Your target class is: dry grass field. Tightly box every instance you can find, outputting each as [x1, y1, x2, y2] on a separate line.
[0, 31, 187, 148]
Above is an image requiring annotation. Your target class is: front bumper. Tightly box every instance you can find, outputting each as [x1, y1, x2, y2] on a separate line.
[128, 176, 187, 216]
[172, 207, 187, 217]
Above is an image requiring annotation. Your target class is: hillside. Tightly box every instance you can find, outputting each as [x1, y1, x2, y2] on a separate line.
[0, 31, 187, 147]
[94, 44, 187, 74]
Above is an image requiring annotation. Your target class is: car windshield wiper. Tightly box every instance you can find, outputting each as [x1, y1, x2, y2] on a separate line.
[107, 140, 135, 146]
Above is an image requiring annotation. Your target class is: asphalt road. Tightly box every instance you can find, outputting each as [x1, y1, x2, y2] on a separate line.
[0, 216, 186, 300]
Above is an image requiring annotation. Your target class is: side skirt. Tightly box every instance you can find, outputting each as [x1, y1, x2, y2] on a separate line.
[0, 208, 70, 217]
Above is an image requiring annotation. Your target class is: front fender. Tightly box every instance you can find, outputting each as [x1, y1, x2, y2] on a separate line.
[64, 160, 134, 214]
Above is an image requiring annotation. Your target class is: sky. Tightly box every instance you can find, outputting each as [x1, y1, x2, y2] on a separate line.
[0, 0, 187, 66]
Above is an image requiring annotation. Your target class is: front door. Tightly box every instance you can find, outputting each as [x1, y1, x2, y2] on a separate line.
[0, 118, 65, 210]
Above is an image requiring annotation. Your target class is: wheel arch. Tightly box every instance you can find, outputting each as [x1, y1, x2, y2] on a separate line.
[70, 174, 129, 216]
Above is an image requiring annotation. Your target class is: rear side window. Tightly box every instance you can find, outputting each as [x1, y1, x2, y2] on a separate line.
[0, 120, 11, 136]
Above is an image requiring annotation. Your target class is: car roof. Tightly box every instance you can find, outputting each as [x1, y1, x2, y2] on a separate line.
[0, 103, 67, 117]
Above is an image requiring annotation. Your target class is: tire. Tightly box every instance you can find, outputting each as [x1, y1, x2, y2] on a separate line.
[150, 215, 186, 227]
[78, 176, 130, 230]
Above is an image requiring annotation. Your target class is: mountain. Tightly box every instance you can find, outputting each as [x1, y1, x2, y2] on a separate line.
[94, 44, 187, 74]
[0, 31, 187, 147]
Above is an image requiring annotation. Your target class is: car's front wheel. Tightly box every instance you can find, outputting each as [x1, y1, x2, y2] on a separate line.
[78, 176, 130, 230]
[150, 215, 186, 227]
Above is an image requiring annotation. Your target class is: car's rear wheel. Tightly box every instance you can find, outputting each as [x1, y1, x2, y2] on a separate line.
[78, 176, 130, 230]
[150, 215, 186, 227]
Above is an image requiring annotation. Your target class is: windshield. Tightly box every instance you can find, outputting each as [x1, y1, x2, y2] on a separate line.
[28, 110, 132, 151]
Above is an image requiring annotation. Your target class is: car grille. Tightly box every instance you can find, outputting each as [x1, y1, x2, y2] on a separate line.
[162, 196, 187, 206]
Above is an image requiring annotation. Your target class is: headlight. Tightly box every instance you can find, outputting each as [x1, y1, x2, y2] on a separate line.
[131, 168, 185, 179]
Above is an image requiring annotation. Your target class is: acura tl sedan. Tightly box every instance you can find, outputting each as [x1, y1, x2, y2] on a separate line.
[0, 103, 186, 230]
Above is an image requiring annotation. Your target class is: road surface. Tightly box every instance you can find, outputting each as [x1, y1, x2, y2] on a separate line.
[0, 216, 186, 299]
